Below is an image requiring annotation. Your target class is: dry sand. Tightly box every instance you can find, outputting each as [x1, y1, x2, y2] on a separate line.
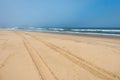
[0, 30, 120, 80]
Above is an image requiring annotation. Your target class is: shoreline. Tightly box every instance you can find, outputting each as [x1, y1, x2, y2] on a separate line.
[1, 28, 120, 38]
[13, 29, 120, 40]
[40, 31, 120, 39]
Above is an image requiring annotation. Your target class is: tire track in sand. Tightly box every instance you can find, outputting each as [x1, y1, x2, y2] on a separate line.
[25, 32, 120, 80]
[15, 31, 59, 80]
[0, 53, 17, 69]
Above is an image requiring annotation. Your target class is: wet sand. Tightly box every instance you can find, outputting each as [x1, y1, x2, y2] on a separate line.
[0, 30, 120, 80]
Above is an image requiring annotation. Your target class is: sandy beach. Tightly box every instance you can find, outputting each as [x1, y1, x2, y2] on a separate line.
[0, 30, 120, 80]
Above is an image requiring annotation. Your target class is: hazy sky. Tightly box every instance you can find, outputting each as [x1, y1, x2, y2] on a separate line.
[0, 0, 120, 28]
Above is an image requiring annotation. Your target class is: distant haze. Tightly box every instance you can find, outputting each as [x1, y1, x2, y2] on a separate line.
[0, 0, 120, 28]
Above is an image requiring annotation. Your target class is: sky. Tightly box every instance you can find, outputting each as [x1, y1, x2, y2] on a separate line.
[0, 0, 120, 28]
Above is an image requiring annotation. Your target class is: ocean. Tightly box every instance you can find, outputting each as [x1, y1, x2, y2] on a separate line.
[1, 27, 120, 36]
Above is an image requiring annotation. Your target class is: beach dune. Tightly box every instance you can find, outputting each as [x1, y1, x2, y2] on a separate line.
[0, 30, 120, 80]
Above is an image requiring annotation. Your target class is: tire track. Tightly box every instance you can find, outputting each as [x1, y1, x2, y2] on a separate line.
[25, 32, 120, 80]
[1, 40, 8, 50]
[0, 53, 17, 69]
[42, 34, 120, 49]
[0, 40, 8, 56]
[0, 39, 13, 69]
[15, 31, 59, 80]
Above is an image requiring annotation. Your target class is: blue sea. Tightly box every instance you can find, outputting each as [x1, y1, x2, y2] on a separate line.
[1, 27, 120, 37]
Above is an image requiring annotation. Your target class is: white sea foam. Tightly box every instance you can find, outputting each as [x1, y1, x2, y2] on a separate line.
[71, 29, 120, 32]
[1, 27, 120, 36]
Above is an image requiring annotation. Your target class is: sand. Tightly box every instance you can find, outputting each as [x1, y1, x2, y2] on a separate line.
[0, 30, 120, 80]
